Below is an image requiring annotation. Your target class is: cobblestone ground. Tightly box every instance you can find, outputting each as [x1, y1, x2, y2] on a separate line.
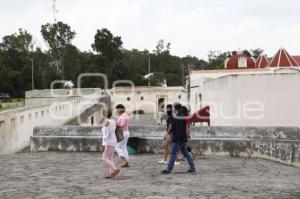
[1, 153, 300, 199]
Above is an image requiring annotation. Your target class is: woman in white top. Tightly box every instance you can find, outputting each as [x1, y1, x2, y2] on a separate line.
[101, 109, 119, 179]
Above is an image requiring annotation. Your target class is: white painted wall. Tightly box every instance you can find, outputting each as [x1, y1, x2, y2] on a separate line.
[189, 67, 300, 114]
[203, 72, 300, 126]
[0, 95, 100, 154]
[111, 86, 187, 114]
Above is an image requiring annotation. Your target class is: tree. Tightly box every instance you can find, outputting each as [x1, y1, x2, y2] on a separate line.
[208, 51, 231, 70]
[149, 71, 166, 86]
[242, 50, 252, 57]
[0, 29, 33, 52]
[92, 28, 123, 61]
[41, 21, 76, 79]
[92, 28, 123, 86]
[251, 48, 264, 59]
[0, 29, 34, 96]
[155, 39, 170, 55]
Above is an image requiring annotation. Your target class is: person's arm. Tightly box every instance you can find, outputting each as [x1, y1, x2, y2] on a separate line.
[167, 124, 173, 135]
[186, 124, 191, 138]
[104, 120, 110, 127]
[163, 124, 173, 140]
[117, 117, 126, 128]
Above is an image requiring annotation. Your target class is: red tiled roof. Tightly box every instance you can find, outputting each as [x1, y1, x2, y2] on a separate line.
[292, 56, 300, 66]
[255, 54, 269, 68]
[268, 48, 299, 67]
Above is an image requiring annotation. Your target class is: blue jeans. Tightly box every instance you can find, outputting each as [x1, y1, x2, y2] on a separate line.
[166, 142, 195, 172]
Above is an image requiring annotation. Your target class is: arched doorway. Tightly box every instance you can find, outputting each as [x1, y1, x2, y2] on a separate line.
[157, 98, 165, 112]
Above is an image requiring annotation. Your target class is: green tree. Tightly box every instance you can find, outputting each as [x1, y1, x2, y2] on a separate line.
[92, 28, 123, 86]
[0, 29, 33, 52]
[251, 48, 264, 59]
[0, 29, 34, 96]
[208, 51, 231, 70]
[41, 21, 76, 79]
[149, 71, 166, 86]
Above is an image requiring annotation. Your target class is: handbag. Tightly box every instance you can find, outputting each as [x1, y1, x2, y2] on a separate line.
[115, 126, 124, 142]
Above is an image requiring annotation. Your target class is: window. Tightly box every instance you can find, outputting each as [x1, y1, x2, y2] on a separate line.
[178, 95, 181, 99]
[41, 111, 44, 117]
[10, 118, 15, 128]
[127, 97, 131, 101]
[140, 96, 144, 100]
[20, 116, 24, 124]
[0, 120, 5, 129]
[238, 57, 247, 68]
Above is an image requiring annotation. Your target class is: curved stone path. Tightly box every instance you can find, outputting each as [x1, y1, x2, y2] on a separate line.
[0, 152, 300, 198]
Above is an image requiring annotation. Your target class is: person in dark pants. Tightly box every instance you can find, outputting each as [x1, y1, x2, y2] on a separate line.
[161, 103, 196, 174]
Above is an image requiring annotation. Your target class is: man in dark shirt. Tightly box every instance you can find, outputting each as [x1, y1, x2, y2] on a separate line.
[161, 103, 196, 174]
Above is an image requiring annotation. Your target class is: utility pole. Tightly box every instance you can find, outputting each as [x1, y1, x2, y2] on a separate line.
[53, 0, 57, 23]
[148, 56, 151, 86]
[29, 58, 34, 90]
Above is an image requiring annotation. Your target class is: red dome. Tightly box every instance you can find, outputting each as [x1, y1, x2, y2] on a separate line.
[226, 54, 256, 69]
[268, 48, 299, 67]
[255, 54, 269, 68]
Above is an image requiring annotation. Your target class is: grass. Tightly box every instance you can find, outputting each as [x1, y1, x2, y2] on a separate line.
[0, 98, 24, 103]
[0, 106, 14, 112]
[0, 98, 25, 112]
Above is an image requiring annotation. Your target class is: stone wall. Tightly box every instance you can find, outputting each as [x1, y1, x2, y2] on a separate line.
[111, 86, 187, 114]
[31, 126, 300, 168]
[0, 96, 100, 154]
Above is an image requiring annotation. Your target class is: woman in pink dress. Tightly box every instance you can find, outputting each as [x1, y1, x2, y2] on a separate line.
[115, 104, 130, 167]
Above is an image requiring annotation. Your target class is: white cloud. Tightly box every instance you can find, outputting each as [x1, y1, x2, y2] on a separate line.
[0, 0, 300, 59]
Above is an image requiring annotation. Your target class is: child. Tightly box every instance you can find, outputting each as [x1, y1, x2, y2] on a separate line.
[101, 109, 120, 179]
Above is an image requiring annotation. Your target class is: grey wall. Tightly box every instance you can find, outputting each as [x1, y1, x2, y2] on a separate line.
[31, 126, 300, 168]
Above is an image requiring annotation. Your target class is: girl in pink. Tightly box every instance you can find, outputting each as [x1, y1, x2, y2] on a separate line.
[115, 104, 130, 167]
[101, 109, 119, 179]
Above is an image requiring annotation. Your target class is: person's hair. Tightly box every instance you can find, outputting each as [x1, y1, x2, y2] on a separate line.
[115, 104, 125, 113]
[181, 106, 189, 116]
[174, 103, 182, 113]
[105, 109, 113, 118]
[166, 104, 172, 116]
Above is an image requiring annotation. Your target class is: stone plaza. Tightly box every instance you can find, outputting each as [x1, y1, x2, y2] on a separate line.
[1, 152, 300, 199]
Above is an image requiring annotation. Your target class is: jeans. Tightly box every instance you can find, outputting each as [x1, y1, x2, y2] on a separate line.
[167, 142, 195, 172]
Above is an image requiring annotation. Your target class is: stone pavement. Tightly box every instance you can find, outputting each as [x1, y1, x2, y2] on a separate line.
[0, 153, 300, 199]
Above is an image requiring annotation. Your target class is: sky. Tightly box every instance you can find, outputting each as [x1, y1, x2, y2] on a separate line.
[0, 0, 300, 59]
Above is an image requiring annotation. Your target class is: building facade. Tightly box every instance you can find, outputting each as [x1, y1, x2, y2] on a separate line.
[188, 48, 300, 126]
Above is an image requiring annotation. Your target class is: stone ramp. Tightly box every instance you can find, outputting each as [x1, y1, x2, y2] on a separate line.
[1, 153, 300, 198]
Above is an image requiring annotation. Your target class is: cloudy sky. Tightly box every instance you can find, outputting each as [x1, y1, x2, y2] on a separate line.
[0, 0, 300, 59]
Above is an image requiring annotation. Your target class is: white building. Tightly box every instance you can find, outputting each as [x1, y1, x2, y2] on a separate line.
[188, 48, 300, 126]
[110, 86, 187, 114]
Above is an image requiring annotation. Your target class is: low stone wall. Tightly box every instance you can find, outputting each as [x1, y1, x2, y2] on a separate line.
[31, 126, 300, 168]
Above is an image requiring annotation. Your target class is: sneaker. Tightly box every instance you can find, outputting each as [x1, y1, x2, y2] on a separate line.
[175, 161, 180, 165]
[185, 169, 196, 173]
[161, 169, 171, 174]
[158, 160, 168, 164]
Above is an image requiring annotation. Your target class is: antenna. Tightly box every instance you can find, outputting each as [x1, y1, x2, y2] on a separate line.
[52, 0, 57, 23]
